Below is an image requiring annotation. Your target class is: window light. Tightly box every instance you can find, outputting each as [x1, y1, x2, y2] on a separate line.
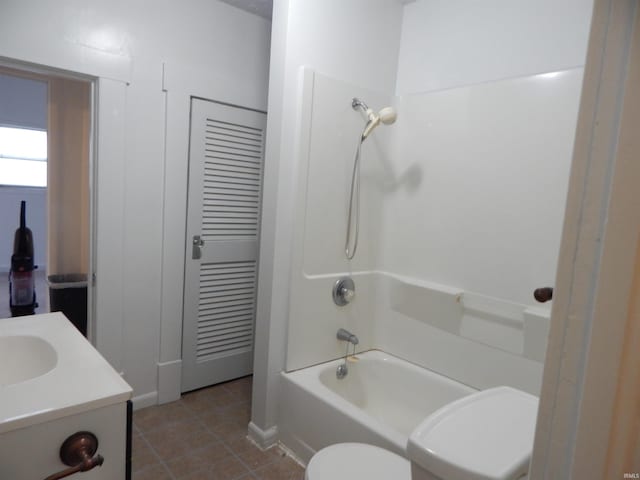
[0, 126, 47, 187]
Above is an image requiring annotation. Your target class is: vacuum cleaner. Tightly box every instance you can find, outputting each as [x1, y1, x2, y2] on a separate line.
[9, 201, 38, 316]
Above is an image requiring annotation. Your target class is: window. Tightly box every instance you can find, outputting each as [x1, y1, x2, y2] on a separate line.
[0, 126, 47, 187]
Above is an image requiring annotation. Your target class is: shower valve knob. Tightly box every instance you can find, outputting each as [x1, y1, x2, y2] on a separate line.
[341, 287, 355, 303]
[333, 277, 355, 306]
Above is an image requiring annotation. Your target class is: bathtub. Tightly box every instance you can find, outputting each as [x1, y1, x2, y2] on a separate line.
[279, 349, 476, 463]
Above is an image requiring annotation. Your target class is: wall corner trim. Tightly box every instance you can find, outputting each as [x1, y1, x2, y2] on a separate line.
[157, 359, 182, 405]
[248, 422, 279, 450]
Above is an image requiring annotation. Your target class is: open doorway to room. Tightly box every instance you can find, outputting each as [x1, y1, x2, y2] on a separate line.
[0, 65, 93, 338]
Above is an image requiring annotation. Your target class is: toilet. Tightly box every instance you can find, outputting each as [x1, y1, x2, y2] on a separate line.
[305, 386, 538, 480]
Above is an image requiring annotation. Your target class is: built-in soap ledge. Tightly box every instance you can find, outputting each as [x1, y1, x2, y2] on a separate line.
[386, 273, 464, 334]
[460, 293, 526, 356]
[523, 306, 551, 362]
[383, 272, 551, 362]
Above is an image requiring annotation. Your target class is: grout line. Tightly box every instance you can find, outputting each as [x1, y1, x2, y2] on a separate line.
[145, 389, 256, 479]
[195, 412, 263, 479]
[132, 379, 295, 480]
[135, 432, 178, 480]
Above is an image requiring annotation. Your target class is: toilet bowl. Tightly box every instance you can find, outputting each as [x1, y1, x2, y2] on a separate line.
[305, 386, 538, 480]
[305, 443, 411, 480]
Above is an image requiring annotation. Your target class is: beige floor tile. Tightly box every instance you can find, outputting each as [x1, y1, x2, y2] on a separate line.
[130, 379, 293, 480]
[232, 443, 285, 470]
[185, 385, 241, 409]
[199, 410, 229, 429]
[206, 419, 248, 444]
[145, 420, 219, 461]
[180, 455, 250, 480]
[213, 392, 246, 409]
[132, 435, 160, 472]
[220, 402, 251, 424]
[134, 401, 196, 433]
[131, 463, 173, 480]
[253, 456, 305, 480]
[165, 443, 236, 478]
[223, 376, 252, 397]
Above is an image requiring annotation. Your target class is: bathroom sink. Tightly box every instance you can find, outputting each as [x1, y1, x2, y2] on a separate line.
[0, 313, 132, 478]
[0, 335, 57, 386]
[0, 312, 132, 435]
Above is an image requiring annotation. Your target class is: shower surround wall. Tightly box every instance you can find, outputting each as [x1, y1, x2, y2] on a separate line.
[370, 0, 593, 391]
[251, 0, 404, 441]
[287, 67, 582, 393]
[285, 70, 394, 370]
[375, 68, 584, 391]
[254, 0, 595, 444]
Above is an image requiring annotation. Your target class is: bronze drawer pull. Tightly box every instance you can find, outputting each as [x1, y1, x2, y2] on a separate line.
[44, 432, 104, 480]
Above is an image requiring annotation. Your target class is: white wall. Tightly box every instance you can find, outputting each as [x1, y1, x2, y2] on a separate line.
[383, 69, 584, 306]
[396, 0, 594, 94]
[0, 0, 270, 405]
[0, 187, 47, 272]
[373, 1, 594, 387]
[251, 0, 404, 443]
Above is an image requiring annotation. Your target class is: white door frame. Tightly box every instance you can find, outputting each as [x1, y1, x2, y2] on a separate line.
[530, 0, 640, 477]
[158, 63, 268, 403]
[0, 61, 99, 342]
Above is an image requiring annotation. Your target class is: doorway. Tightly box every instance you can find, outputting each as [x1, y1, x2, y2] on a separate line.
[0, 64, 93, 337]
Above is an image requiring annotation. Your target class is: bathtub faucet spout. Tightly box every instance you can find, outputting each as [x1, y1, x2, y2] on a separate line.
[336, 329, 358, 380]
[337, 328, 359, 345]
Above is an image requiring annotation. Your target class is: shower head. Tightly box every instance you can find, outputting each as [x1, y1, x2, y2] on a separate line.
[378, 107, 397, 125]
[352, 97, 397, 141]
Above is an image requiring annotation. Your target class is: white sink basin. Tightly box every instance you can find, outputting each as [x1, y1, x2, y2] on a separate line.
[0, 312, 132, 435]
[0, 335, 57, 387]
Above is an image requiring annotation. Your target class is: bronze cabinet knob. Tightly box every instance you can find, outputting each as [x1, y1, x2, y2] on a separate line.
[534, 287, 554, 303]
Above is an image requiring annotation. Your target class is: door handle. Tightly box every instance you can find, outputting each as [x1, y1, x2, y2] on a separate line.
[192, 235, 204, 260]
[534, 287, 554, 303]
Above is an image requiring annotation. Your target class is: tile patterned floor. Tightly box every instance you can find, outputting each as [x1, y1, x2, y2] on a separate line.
[132, 376, 305, 480]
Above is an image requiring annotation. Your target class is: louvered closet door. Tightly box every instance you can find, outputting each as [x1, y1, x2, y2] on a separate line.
[182, 98, 266, 392]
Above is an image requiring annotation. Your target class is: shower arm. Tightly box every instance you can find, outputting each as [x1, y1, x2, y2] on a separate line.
[351, 98, 369, 113]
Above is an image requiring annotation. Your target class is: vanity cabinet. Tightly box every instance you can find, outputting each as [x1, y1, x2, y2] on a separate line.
[0, 313, 133, 479]
[0, 403, 130, 479]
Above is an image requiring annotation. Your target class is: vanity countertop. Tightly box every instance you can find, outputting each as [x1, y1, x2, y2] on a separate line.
[0, 312, 132, 434]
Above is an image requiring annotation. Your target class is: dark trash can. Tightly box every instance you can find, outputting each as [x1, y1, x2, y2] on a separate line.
[47, 274, 88, 337]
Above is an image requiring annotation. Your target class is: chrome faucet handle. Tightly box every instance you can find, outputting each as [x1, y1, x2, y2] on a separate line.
[341, 286, 355, 303]
[333, 277, 355, 306]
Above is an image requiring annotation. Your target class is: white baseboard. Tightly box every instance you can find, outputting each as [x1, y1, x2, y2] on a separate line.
[277, 441, 307, 468]
[157, 359, 182, 404]
[248, 421, 279, 449]
[131, 391, 158, 410]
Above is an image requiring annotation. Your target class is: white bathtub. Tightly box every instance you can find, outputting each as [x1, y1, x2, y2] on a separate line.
[279, 350, 476, 463]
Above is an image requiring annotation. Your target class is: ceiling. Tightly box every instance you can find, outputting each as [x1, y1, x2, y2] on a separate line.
[218, 0, 273, 20]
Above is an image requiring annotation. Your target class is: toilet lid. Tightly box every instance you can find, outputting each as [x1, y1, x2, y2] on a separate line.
[407, 386, 538, 480]
[305, 443, 410, 480]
